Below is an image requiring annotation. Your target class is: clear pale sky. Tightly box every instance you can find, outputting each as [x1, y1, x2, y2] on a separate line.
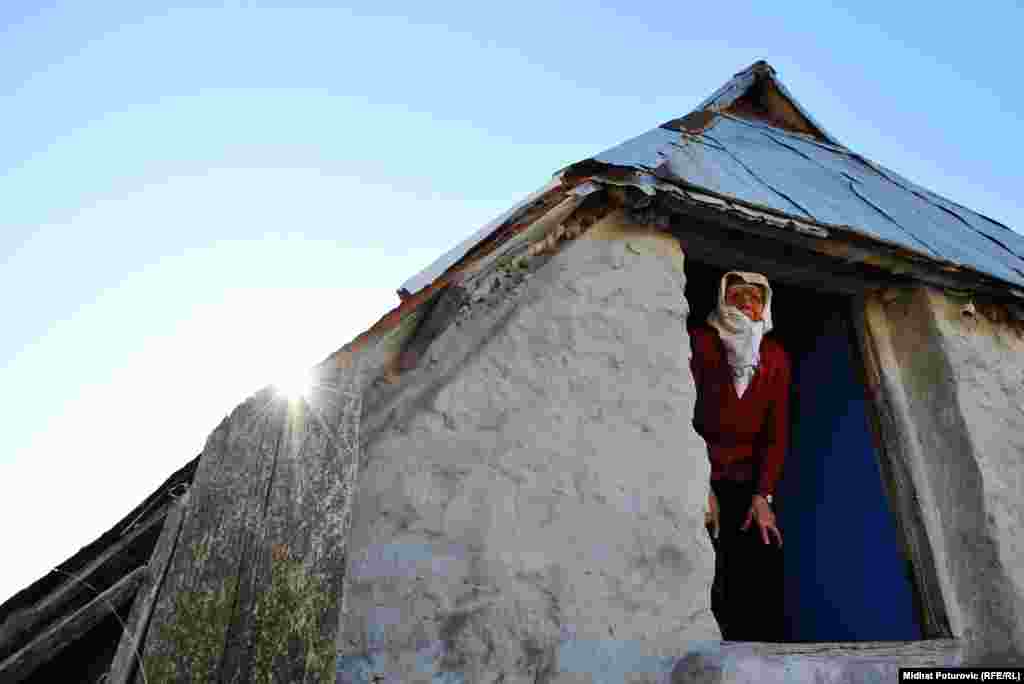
[2, 1, 1022, 605]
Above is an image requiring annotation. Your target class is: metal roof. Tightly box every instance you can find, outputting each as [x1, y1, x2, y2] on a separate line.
[399, 62, 1024, 295]
[694, 61, 843, 148]
[596, 113, 1024, 288]
[399, 177, 562, 296]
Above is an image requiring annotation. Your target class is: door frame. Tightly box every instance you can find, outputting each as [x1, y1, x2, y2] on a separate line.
[672, 218, 954, 639]
[848, 293, 953, 638]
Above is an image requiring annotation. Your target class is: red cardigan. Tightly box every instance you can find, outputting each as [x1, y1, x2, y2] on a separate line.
[689, 325, 791, 496]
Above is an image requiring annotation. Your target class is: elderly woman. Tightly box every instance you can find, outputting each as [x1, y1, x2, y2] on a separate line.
[690, 271, 791, 642]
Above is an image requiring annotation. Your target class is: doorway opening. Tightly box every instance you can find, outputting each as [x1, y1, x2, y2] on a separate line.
[684, 257, 925, 642]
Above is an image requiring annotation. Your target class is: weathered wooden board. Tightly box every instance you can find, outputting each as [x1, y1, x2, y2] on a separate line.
[0, 565, 148, 684]
[136, 355, 364, 684]
[852, 295, 954, 639]
[742, 637, 962, 661]
[0, 503, 168, 662]
[107, 489, 191, 684]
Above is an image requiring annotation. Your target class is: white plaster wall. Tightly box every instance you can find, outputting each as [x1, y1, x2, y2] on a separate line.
[864, 287, 1024, 664]
[338, 211, 718, 683]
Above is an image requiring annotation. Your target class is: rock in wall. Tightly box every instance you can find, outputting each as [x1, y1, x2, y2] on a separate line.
[864, 287, 1024, 664]
[338, 210, 719, 683]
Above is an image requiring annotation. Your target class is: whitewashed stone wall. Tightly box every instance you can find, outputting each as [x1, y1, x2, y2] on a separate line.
[338, 211, 719, 683]
[864, 287, 1024, 664]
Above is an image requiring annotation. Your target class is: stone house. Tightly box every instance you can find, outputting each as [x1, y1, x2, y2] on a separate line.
[2, 61, 1022, 683]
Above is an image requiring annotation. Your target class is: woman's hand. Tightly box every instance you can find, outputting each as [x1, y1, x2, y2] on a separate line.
[742, 495, 782, 547]
[705, 490, 720, 540]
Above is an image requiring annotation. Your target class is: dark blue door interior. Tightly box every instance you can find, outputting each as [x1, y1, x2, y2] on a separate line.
[776, 309, 921, 642]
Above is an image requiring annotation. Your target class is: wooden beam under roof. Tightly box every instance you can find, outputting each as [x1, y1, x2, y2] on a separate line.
[0, 503, 170, 663]
[649, 190, 1024, 304]
[106, 490, 190, 684]
[0, 565, 148, 684]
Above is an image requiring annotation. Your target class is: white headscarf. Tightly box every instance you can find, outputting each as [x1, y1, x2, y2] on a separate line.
[706, 271, 774, 398]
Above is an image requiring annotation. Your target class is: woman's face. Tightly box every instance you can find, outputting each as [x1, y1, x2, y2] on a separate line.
[725, 283, 765, 322]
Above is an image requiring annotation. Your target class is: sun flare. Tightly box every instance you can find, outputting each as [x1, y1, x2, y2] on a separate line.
[273, 366, 315, 401]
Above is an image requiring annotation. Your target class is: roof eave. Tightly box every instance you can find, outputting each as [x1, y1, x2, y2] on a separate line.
[561, 161, 1024, 301]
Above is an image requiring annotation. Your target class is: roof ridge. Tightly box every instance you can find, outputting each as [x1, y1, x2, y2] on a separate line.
[734, 59, 774, 78]
[690, 61, 843, 148]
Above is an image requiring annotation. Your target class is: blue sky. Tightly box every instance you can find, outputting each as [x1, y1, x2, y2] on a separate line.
[2, 1, 1022, 605]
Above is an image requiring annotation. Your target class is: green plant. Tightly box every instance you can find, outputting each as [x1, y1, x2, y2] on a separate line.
[143, 542, 335, 684]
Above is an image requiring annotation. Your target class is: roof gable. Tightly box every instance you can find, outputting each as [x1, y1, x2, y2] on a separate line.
[662, 61, 842, 147]
[590, 63, 1024, 290]
[398, 61, 1024, 299]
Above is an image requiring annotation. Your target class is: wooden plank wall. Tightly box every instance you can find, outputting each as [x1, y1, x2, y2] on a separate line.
[135, 355, 364, 683]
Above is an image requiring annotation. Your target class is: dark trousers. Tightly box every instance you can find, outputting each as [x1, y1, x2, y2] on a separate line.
[709, 479, 784, 642]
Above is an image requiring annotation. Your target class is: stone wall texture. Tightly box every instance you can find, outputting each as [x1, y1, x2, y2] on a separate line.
[864, 287, 1024, 664]
[335, 207, 1024, 681]
[338, 211, 719, 683]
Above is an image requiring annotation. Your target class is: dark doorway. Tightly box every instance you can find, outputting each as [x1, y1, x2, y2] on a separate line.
[684, 258, 922, 642]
